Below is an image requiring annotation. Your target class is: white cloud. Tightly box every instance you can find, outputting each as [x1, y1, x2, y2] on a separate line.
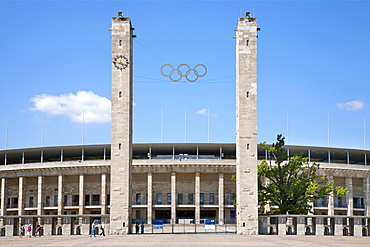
[337, 99, 364, 111]
[197, 108, 208, 115]
[197, 108, 218, 117]
[30, 91, 111, 123]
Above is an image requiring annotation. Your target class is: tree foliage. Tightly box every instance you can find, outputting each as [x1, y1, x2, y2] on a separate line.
[258, 134, 348, 215]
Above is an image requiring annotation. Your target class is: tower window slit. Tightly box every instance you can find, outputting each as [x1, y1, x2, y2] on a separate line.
[246, 40, 249, 46]
[247, 143, 250, 150]
[119, 40, 122, 46]
[119, 91, 122, 98]
[246, 92, 249, 98]
[119, 143, 121, 150]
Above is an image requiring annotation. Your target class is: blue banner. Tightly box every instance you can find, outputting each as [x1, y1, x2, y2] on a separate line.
[153, 220, 164, 229]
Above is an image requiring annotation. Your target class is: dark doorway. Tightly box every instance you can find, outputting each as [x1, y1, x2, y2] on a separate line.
[155, 210, 171, 223]
[176, 210, 195, 219]
[200, 210, 216, 219]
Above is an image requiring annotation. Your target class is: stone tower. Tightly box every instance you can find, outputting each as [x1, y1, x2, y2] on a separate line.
[235, 13, 259, 234]
[109, 12, 134, 234]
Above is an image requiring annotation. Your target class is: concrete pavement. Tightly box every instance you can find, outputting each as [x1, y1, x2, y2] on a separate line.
[1, 234, 369, 246]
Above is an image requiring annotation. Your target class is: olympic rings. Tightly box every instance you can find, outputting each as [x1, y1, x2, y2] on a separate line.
[161, 64, 207, 82]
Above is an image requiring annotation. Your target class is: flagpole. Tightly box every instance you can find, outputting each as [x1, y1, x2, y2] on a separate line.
[5, 116, 8, 150]
[184, 108, 187, 143]
[286, 111, 289, 145]
[82, 110, 85, 146]
[208, 108, 210, 143]
[364, 116, 366, 150]
[328, 113, 330, 147]
[42, 113, 44, 147]
[161, 108, 164, 143]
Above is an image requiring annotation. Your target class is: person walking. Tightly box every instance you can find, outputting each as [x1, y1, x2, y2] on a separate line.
[99, 222, 106, 236]
[26, 224, 32, 238]
[89, 221, 96, 237]
[35, 222, 41, 237]
[19, 224, 24, 238]
[140, 222, 144, 234]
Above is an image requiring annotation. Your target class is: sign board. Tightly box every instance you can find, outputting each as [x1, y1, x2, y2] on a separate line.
[205, 220, 215, 230]
[178, 219, 193, 224]
[153, 220, 164, 229]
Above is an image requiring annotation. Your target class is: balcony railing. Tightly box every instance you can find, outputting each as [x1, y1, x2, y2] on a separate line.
[131, 200, 222, 206]
[153, 201, 172, 205]
[85, 201, 101, 206]
[177, 201, 195, 205]
[44, 202, 58, 207]
[334, 202, 347, 208]
[24, 203, 36, 208]
[224, 200, 234, 205]
[354, 203, 365, 209]
[133, 201, 146, 205]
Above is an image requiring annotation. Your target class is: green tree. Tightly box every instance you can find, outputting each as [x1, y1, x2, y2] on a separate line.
[259, 134, 348, 215]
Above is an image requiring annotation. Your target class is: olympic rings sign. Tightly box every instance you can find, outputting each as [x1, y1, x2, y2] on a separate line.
[161, 64, 207, 82]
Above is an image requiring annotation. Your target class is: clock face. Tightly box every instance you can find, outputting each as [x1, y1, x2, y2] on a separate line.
[113, 55, 129, 70]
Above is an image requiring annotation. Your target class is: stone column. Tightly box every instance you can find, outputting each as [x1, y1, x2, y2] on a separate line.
[235, 13, 259, 235]
[58, 174, 63, 215]
[171, 173, 176, 222]
[296, 217, 305, 235]
[147, 172, 152, 224]
[353, 217, 362, 236]
[346, 177, 353, 216]
[316, 217, 325, 236]
[328, 176, 334, 216]
[110, 13, 134, 234]
[218, 173, 224, 224]
[18, 177, 25, 216]
[5, 221, 13, 236]
[195, 172, 200, 224]
[263, 177, 271, 213]
[79, 174, 84, 215]
[334, 217, 343, 236]
[364, 177, 369, 216]
[0, 178, 6, 230]
[277, 216, 286, 235]
[62, 217, 71, 235]
[37, 176, 43, 216]
[43, 217, 52, 236]
[0, 178, 5, 217]
[101, 173, 107, 215]
[57, 175, 63, 226]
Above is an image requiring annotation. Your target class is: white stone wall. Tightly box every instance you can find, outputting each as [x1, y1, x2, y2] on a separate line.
[110, 15, 134, 234]
[235, 16, 259, 235]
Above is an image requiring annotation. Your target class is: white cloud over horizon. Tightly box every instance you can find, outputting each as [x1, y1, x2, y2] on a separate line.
[337, 99, 364, 111]
[197, 108, 218, 117]
[30, 91, 111, 124]
[197, 108, 208, 115]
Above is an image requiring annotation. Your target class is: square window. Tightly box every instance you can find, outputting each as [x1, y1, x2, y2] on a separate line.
[230, 210, 236, 219]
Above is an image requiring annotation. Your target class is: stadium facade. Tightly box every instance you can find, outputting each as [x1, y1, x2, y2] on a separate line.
[0, 13, 370, 237]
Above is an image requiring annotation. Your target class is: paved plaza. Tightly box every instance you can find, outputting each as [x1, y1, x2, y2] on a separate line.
[1, 234, 369, 247]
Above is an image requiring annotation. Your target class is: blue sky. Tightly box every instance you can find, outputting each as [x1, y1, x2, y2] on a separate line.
[1, 1, 370, 150]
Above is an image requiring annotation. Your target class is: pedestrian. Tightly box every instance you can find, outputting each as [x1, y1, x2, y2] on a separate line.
[100, 222, 105, 236]
[35, 222, 41, 237]
[89, 221, 96, 237]
[135, 222, 139, 234]
[26, 224, 32, 238]
[19, 224, 24, 238]
[141, 222, 144, 234]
